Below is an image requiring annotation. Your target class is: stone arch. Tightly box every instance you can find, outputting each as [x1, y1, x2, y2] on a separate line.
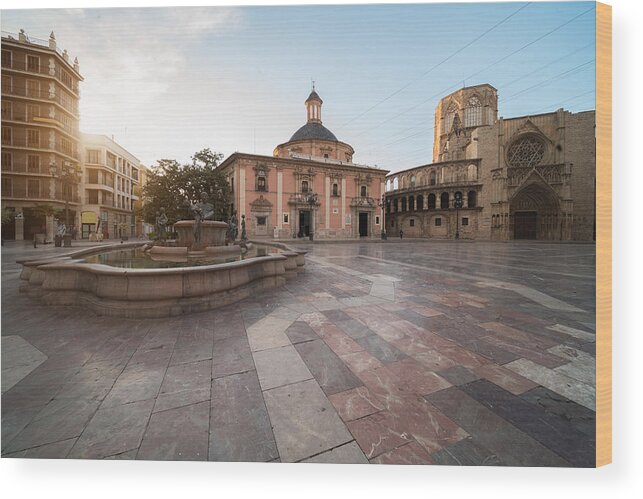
[440, 192, 449, 209]
[428, 193, 436, 209]
[417, 194, 424, 211]
[509, 178, 562, 240]
[468, 190, 477, 208]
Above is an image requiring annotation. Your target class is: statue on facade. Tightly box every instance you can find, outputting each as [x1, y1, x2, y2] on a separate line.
[155, 208, 168, 242]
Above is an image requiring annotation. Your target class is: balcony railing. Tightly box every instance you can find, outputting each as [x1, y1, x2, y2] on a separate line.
[4, 112, 79, 138]
[2, 137, 79, 160]
[1, 85, 79, 116]
[1, 58, 80, 94]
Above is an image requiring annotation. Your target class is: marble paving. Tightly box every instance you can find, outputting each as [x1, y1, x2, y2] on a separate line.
[1, 240, 596, 466]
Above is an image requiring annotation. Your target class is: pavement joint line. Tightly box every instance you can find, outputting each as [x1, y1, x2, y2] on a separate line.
[350, 255, 585, 313]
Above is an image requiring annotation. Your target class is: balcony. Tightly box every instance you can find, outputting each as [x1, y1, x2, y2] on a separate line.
[3, 137, 79, 160]
[1, 58, 80, 95]
[2, 85, 79, 117]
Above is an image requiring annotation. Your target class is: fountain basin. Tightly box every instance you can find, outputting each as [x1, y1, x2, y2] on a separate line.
[18, 241, 306, 318]
[174, 220, 228, 249]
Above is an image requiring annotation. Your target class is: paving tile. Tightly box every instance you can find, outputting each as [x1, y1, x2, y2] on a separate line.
[460, 380, 595, 467]
[431, 437, 505, 466]
[4, 398, 100, 454]
[284, 321, 319, 344]
[473, 364, 538, 395]
[263, 378, 352, 462]
[137, 401, 210, 461]
[426, 387, 570, 467]
[246, 316, 293, 352]
[520, 386, 596, 437]
[482, 336, 568, 369]
[68, 399, 154, 459]
[346, 410, 411, 459]
[505, 358, 595, 410]
[462, 339, 520, 365]
[55, 357, 129, 402]
[335, 318, 374, 340]
[322, 309, 352, 322]
[1, 335, 47, 394]
[338, 350, 384, 374]
[154, 360, 211, 413]
[209, 370, 278, 462]
[253, 345, 313, 391]
[100, 361, 166, 408]
[318, 326, 365, 356]
[211, 335, 255, 379]
[3, 437, 76, 459]
[437, 366, 481, 386]
[355, 335, 407, 364]
[302, 441, 368, 464]
[479, 321, 558, 350]
[370, 441, 435, 465]
[295, 339, 361, 395]
[328, 386, 384, 422]
[385, 358, 452, 396]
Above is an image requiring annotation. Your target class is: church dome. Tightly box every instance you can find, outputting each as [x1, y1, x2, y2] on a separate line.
[289, 122, 338, 142]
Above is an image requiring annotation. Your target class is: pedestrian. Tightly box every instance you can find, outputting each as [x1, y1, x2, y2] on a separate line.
[399, 229, 404, 239]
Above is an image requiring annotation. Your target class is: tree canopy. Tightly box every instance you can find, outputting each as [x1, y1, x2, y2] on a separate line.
[140, 148, 231, 225]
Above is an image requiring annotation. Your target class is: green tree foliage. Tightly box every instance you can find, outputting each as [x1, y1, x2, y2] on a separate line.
[141, 148, 231, 225]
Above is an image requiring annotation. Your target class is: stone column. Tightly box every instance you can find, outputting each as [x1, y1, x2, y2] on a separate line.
[325, 176, 330, 233]
[277, 168, 283, 230]
[341, 178, 347, 230]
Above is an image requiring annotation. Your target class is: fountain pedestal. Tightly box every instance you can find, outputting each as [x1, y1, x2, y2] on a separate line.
[174, 220, 228, 250]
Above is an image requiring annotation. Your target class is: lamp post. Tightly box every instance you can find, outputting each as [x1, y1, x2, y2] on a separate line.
[304, 191, 317, 241]
[454, 191, 463, 240]
[49, 161, 80, 246]
[377, 195, 387, 240]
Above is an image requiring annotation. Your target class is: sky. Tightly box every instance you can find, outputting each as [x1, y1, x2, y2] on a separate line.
[1, 1, 596, 173]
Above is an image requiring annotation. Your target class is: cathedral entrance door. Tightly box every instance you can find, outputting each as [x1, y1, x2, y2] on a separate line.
[298, 210, 311, 237]
[358, 212, 369, 237]
[514, 211, 537, 239]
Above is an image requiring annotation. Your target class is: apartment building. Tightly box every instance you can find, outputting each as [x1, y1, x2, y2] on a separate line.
[81, 133, 140, 239]
[1, 30, 83, 241]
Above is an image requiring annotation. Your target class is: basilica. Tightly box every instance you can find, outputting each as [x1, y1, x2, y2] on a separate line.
[385, 83, 596, 241]
[218, 88, 388, 240]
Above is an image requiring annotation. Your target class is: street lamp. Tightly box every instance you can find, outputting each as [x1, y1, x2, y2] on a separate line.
[304, 191, 317, 241]
[377, 195, 387, 240]
[49, 161, 80, 245]
[454, 191, 463, 240]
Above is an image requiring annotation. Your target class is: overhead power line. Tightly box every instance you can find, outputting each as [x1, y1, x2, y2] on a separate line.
[338, 2, 532, 129]
[351, 5, 595, 142]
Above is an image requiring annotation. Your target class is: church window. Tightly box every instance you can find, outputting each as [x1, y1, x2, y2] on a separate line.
[462, 217, 469, 226]
[408, 196, 415, 211]
[464, 96, 482, 128]
[430, 171, 436, 186]
[257, 216, 266, 226]
[301, 180, 309, 193]
[417, 195, 424, 211]
[428, 193, 436, 209]
[468, 191, 477, 208]
[401, 197, 407, 211]
[255, 168, 268, 191]
[393, 177, 399, 190]
[332, 183, 339, 196]
[283, 214, 289, 224]
[386, 179, 391, 192]
[360, 185, 367, 197]
[435, 217, 442, 227]
[323, 154, 329, 158]
[507, 135, 545, 168]
[410, 219, 415, 227]
[440, 192, 449, 209]
[375, 216, 380, 225]
[410, 175, 416, 187]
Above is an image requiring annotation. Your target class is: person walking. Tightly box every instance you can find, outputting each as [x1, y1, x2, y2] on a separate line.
[399, 229, 404, 239]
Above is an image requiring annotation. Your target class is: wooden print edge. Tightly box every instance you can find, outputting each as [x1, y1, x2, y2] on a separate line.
[595, 0, 612, 467]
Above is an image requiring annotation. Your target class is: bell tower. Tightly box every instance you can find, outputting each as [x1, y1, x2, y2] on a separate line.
[306, 83, 323, 124]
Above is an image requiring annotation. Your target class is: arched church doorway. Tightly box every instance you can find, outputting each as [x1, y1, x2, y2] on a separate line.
[510, 181, 562, 240]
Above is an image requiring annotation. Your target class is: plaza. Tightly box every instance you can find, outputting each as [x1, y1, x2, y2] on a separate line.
[1, 239, 596, 466]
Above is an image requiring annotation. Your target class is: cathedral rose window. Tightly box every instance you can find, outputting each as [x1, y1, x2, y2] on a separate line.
[507, 136, 545, 168]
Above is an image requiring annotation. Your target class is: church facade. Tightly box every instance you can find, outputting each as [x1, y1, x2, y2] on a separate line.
[385, 84, 595, 241]
[218, 89, 388, 240]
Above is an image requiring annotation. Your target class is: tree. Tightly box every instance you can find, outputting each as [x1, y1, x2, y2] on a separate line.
[141, 148, 231, 225]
